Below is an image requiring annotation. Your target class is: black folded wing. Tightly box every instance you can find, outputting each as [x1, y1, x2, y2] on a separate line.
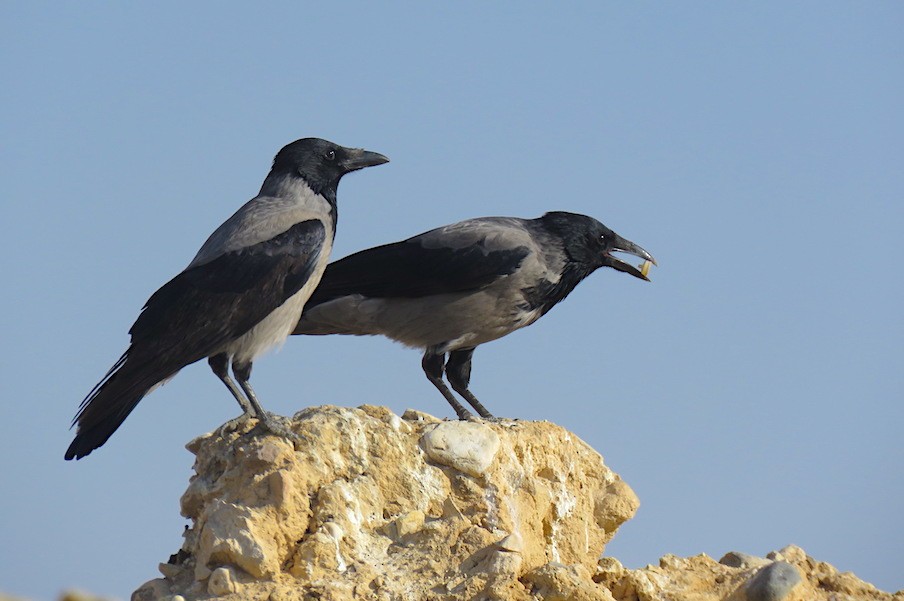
[128, 219, 326, 367]
[308, 235, 530, 305]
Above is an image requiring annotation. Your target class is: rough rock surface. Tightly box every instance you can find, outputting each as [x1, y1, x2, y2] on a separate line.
[595, 544, 903, 601]
[136, 405, 638, 601]
[130, 405, 901, 601]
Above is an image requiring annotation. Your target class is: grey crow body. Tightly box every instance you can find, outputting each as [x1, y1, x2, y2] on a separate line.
[292, 211, 654, 419]
[66, 138, 388, 460]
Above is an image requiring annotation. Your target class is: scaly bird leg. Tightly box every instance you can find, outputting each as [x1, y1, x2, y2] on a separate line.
[422, 351, 473, 420]
[445, 348, 494, 419]
[232, 360, 302, 444]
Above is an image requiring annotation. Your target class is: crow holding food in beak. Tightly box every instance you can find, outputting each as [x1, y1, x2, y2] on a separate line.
[293, 211, 655, 419]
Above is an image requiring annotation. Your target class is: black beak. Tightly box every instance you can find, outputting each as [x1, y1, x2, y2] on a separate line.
[341, 147, 390, 172]
[603, 233, 657, 281]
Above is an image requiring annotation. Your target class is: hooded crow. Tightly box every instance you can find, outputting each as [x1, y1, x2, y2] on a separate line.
[292, 211, 654, 419]
[65, 138, 389, 460]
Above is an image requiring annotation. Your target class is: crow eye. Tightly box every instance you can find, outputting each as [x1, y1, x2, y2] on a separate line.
[324, 150, 336, 161]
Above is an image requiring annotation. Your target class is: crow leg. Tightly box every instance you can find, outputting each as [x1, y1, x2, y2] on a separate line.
[445, 348, 494, 418]
[209, 354, 255, 416]
[422, 351, 472, 420]
[232, 360, 300, 443]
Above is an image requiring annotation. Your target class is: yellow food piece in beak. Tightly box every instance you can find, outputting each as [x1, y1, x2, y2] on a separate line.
[640, 260, 651, 278]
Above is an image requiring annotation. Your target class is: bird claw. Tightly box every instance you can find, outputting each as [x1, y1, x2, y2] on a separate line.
[218, 411, 305, 451]
[464, 414, 506, 424]
[478, 415, 509, 424]
[251, 411, 306, 448]
[220, 413, 254, 434]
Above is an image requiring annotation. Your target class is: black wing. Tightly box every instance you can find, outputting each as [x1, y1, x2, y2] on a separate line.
[129, 219, 326, 366]
[308, 237, 530, 305]
[66, 219, 326, 459]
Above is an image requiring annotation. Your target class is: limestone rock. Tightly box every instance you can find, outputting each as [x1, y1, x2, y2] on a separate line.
[138, 405, 638, 601]
[594, 546, 902, 601]
[207, 567, 237, 596]
[127, 405, 901, 601]
[719, 551, 773, 570]
[523, 563, 616, 601]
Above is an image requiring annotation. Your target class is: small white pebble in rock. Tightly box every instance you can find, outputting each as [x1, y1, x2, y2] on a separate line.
[421, 421, 500, 477]
[385, 412, 409, 432]
[486, 550, 523, 574]
[208, 566, 236, 596]
[720, 551, 772, 569]
[597, 556, 625, 573]
[659, 554, 684, 569]
[496, 531, 524, 553]
[323, 521, 344, 541]
[774, 544, 807, 563]
[402, 409, 438, 422]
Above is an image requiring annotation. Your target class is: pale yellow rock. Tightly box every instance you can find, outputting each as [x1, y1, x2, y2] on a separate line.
[719, 551, 773, 570]
[131, 579, 171, 601]
[523, 563, 616, 601]
[486, 548, 524, 575]
[772, 544, 808, 564]
[194, 500, 280, 579]
[594, 480, 640, 534]
[144, 405, 638, 601]
[594, 547, 902, 601]
[383, 509, 425, 539]
[207, 567, 237, 596]
[157, 562, 181, 579]
[128, 405, 902, 601]
[497, 531, 524, 553]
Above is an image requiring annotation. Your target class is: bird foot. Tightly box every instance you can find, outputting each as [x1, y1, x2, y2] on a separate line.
[251, 411, 306, 450]
[464, 414, 506, 424]
[478, 415, 510, 424]
[220, 413, 254, 434]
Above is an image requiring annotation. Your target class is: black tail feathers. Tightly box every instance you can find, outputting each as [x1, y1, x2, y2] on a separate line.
[65, 350, 173, 460]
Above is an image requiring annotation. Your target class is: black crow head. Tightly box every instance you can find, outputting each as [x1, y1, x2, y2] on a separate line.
[541, 211, 657, 280]
[271, 138, 389, 198]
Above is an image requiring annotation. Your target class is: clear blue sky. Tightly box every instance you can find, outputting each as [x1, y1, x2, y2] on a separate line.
[2, 3, 901, 599]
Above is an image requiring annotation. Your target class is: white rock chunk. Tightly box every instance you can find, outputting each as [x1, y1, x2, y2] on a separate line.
[421, 421, 501, 477]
